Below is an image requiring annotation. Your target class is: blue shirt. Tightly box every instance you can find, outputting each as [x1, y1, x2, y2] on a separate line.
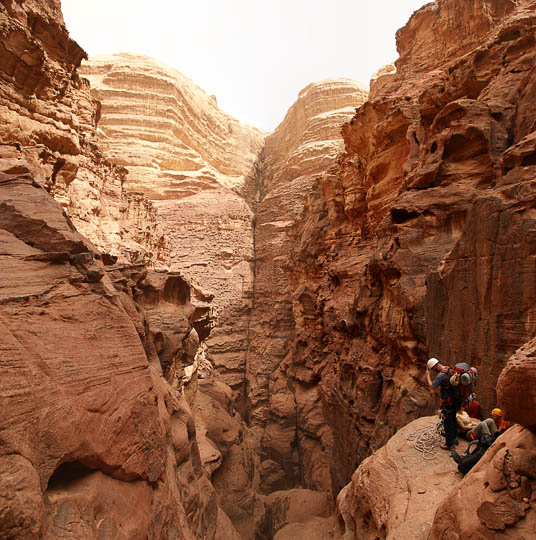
[433, 372, 450, 388]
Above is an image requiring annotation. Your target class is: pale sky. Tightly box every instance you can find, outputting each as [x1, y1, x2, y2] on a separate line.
[61, 0, 428, 132]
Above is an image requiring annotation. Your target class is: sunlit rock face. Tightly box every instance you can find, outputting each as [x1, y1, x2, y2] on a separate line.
[0, 3, 239, 538]
[247, 79, 368, 495]
[79, 61, 368, 532]
[0, 0, 167, 264]
[80, 54, 265, 406]
[287, 0, 536, 497]
[80, 54, 264, 201]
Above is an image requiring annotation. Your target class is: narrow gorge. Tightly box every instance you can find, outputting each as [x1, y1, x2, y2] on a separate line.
[1, 1, 535, 539]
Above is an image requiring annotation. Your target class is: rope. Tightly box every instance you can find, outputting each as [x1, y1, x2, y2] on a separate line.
[407, 423, 443, 460]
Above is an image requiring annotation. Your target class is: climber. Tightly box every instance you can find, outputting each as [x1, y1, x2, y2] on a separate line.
[426, 357, 461, 450]
[456, 406, 496, 441]
[491, 408, 511, 433]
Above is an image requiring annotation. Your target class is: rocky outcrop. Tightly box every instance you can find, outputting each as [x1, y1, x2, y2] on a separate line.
[336, 419, 536, 540]
[336, 416, 463, 540]
[430, 425, 536, 540]
[429, 342, 536, 540]
[0, 150, 238, 539]
[286, 0, 536, 497]
[337, 339, 535, 540]
[247, 79, 368, 497]
[497, 338, 536, 427]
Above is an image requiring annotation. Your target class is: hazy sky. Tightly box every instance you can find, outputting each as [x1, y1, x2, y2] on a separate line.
[61, 0, 427, 131]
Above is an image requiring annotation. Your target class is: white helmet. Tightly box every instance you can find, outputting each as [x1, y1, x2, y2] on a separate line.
[427, 357, 439, 369]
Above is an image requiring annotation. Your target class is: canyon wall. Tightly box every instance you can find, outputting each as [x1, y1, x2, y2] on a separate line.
[0, 0, 167, 264]
[0, 2, 239, 538]
[286, 0, 536, 497]
[81, 59, 368, 534]
[2, 0, 536, 539]
[247, 80, 368, 496]
[80, 55, 265, 408]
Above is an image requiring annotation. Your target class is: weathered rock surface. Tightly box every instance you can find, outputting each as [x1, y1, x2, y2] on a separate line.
[336, 417, 536, 540]
[0, 0, 168, 264]
[431, 425, 536, 540]
[0, 152, 235, 539]
[497, 338, 536, 427]
[81, 59, 368, 533]
[80, 54, 265, 408]
[80, 54, 264, 201]
[247, 79, 368, 497]
[0, 2, 239, 538]
[286, 0, 536, 498]
[3, 0, 536, 538]
[336, 416, 463, 540]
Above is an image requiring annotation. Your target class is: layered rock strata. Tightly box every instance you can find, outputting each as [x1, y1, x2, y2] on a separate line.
[286, 0, 536, 497]
[80, 55, 369, 515]
[80, 54, 265, 407]
[247, 80, 368, 498]
[0, 0, 166, 264]
[0, 150, 239, 539]
[3, 0, 536, 539]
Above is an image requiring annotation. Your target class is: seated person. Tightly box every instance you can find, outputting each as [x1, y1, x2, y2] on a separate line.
[491, 408, 511, 433]
[456, 407, 497, 441]
[465, 394, 481, 419]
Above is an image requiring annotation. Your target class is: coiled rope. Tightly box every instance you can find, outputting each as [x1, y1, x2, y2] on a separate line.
[407, 423, 443, 460]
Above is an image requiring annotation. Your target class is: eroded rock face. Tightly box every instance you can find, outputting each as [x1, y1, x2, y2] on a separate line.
[287, 0, 536, 496]
[80, 54, 265, 408]
[80, 56, 369, 524]
[430, 425, 536, 540]
[497, 338, 536, 427]
[0, 3, 239, 538]
[336, 416, 462, 540]
[3, 0, 536, 538]
[0, 152, 233, 539]
[336, 418, 536, 540]
[0, 0, 167, 264]
[247, 79, 368, 496]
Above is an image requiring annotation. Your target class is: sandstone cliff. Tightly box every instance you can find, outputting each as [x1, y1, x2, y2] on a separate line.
[248, 79, 368, 498]
[0, 149, 241, 539]
[80, 54, 265, 410]
[0, 0, 168, 264]
[80, 56, 368, 522]
[287, 0, 536, 497]
[0, 2, 239, 538]
[337, 333, 536, 540]
[2, 0, 536, 538]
